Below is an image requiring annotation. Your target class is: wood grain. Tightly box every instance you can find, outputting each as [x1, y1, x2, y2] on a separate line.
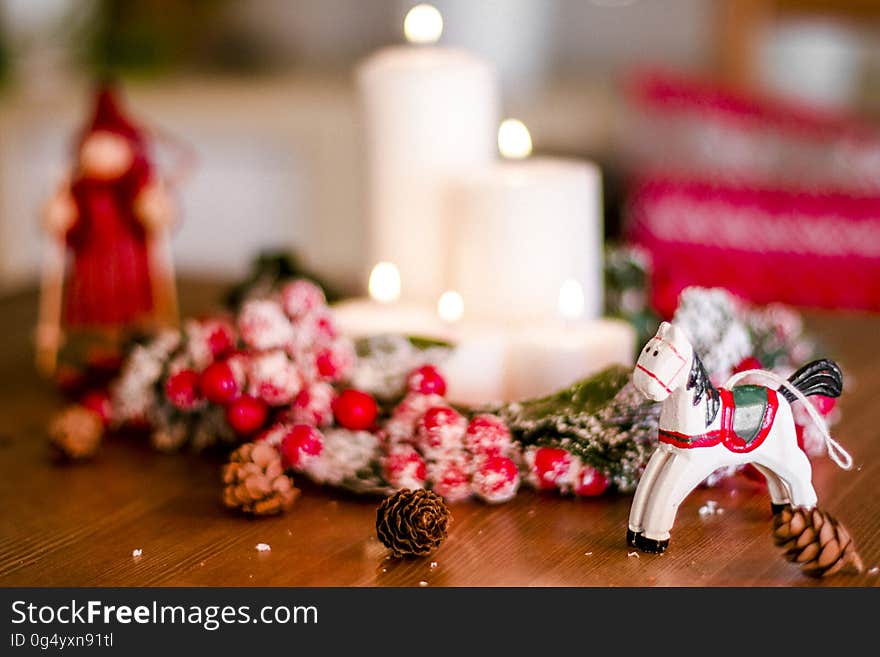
[0, 283, 877, 586]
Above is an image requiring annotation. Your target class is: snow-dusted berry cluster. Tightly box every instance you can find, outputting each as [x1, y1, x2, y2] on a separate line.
[365, 365, 609, 503]
[112, 279, 355, 450]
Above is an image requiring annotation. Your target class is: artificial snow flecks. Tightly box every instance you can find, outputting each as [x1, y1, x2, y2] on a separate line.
[867, 566, 879, 576]
[430, 561, 438, 569]
[256, 543, 271, 552]
[112, 329, 180, 424]
[247, 350, 302, 406]
[698, 500, 724, 517]
[132, 549, 143, 558]
[673, 287, 751, 383]
[498, 369, 661, 493]
[301, 428, 387, 493]
[383, 445, 427, 490]
[672, 286, 824, 389]
[351, 334, 451, 402]
[238, 299, 295, 351]
[385, 392, 446, 442]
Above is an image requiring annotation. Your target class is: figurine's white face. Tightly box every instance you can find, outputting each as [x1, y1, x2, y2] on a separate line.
[633, 322, 693, 402]
[80, 130, 133, 180]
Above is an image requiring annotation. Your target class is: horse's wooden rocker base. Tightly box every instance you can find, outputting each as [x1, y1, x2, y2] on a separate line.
[626, 322, 863, 576]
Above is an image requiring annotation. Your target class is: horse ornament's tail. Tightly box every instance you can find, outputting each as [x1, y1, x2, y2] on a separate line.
[725, 361, 863, 578]
[781, 358, 843, 401]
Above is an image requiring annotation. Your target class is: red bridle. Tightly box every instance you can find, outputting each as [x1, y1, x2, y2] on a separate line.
[636, 337, 688, 393]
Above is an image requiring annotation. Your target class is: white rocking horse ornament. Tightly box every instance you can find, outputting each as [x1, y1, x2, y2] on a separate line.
[627, 321, 852, 555]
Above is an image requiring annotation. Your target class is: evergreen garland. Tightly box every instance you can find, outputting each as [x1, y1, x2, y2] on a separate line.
[494, 366, 660, 492]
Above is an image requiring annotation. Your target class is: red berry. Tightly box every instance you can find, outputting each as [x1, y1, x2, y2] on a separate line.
[80, 390, 112, 427]
[165, 369, 202, 410]
[383, 445, 427, 490]
[572, 463, 609, 496]
[248, 350, 302, 406]
[225, 395, 268, 435]
[238, 300, 294, 351]
[280, 279, 326, 318]
[315, 339, 355, 382]
[290, 382, 335, 427]
[332, 389, 378, 431]
[200, 361, 240, 405]
[315, 349, 336, 378]
[733, 356, 763, 375]
[472, 454, 519, 503]
[464, 414, 511, 456]
[204, 319, 235, 357]
[811, 395, 836, 416]
[532, 447, 573, 490]
[312, 313, 338, 341]
[280, 424, 324, 469]
[385, 392, 445, 443]
[417, 406, 466, 458]
[428, 457, 472, 503]
[407, 365, 447, 396]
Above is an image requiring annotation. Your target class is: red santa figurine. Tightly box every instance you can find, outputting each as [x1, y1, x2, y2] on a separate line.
[37, 83, 181, 376]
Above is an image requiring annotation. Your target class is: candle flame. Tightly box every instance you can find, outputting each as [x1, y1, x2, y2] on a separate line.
[369, 262, 401, 304]
[437, 290, 464, 323]
[404, 4, 443, 45]
[498, 118, 533, 159]
[559, 279, 585, 320]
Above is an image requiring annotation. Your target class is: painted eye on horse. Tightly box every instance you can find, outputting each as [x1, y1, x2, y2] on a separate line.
[652, 350, 658, 357]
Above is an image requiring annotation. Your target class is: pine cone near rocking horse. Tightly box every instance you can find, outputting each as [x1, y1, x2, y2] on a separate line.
[376, 488, 451, 557]
[222, 442, 299, 516]
[773, 505, 864, 577]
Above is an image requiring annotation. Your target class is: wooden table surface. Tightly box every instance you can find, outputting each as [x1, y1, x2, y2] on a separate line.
[1, 283, 878, 587]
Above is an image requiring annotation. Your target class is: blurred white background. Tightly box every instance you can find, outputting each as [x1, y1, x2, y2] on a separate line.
[1, 0, 878, 294]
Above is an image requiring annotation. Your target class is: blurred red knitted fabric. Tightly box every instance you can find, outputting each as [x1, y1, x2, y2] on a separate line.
[623, 71, 880, 317]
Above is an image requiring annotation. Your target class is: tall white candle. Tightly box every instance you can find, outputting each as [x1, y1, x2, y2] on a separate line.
[446, 123, 603, 324]
[356, 6, 499, 304]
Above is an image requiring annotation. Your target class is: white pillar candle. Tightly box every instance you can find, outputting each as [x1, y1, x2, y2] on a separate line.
[332, 299, 441, 340]
[441, 323, 508, 406]
[446, 155, 603, 324]
[356, 7, 499, 304]
[505, 318, 636, 401]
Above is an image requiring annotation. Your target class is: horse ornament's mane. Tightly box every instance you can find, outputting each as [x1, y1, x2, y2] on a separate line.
[685, 353, 719, 428]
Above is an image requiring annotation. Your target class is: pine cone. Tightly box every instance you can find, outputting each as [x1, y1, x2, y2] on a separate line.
[222, 442, 299, 516]
[376, 488, 451, 557]
[48, 405, 103, 460]
[773, 505, 864, 578]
